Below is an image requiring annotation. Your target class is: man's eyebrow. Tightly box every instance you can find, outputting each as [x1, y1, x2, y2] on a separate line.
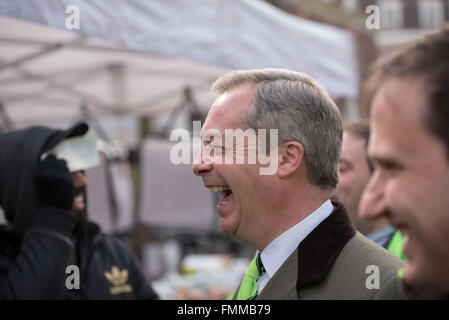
[367, 153, 381, 163]
[369, 153, 401, 167]
[200, 135, 212, 146]
[200, 132, 213, 139]
[339, 158, 352, 167]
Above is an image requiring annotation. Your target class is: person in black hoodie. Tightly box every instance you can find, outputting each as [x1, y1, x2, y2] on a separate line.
[0, 122, 158, 299]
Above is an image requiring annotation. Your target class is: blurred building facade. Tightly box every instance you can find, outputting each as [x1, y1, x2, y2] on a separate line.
[268, 0, 449, 53]
[266, 0, 449, 118]
[342, 0, 449, 54]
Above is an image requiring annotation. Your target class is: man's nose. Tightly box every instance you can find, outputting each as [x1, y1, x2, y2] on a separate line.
[358, 170, 388, 220]
[192, 149, 213, 176]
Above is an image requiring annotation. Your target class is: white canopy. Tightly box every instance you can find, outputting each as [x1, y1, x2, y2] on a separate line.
[0, 0, 359, 130]
[0, 15, 226, 129]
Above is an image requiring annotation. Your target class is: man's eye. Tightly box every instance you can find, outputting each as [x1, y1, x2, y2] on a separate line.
[380, 161, 394, 169]
[338, 160, 351, 173]
[377, 160, 401, 173]
[209, 143, 223, 149]
[384, 163, 395, 170]
[339, 165, 348, 173]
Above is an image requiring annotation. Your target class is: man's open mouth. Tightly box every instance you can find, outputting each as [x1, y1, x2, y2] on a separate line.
[206, 186, 233, 204]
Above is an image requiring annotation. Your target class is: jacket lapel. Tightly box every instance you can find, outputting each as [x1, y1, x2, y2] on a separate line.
[257, 202, 356, 299]
[296, 202, 356, 291]
[257, 247, 299, 300]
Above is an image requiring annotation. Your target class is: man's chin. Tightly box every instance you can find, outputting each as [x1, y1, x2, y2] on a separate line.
[403, 256, 435, 289]
[220, 223, 235, 234]
[220, 218, 240, 236]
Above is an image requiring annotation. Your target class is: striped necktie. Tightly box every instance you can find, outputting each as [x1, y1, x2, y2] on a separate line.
[237, 253, 266, 300]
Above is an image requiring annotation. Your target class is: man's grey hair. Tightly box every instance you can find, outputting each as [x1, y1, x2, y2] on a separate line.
[212, 68, 342, 189]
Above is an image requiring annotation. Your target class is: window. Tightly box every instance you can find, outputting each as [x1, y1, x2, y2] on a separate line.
[418, 0, 444, 28]
[378, 0, 404, 29]
[341, 0, 358, 12]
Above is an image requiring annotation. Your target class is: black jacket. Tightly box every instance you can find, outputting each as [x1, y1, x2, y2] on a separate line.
[64, 221, 158, 299]
[0, 124, 158, 299]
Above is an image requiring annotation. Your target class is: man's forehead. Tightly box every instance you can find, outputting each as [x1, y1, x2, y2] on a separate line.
[215, 83, 255, 112]
[367, 129, 391, 160]
[368, 80, 414, 160]
[343, 132, 367, 148]
[369, 82, 440, 169]
[372, 77, 428, 121]
[202, 84, 254, 132]
[341, 133, 367, 163]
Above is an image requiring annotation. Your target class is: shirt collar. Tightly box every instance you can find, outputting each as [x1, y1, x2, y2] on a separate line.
[260, 199, 334, 278]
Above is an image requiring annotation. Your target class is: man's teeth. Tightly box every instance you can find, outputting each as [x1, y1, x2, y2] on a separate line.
[206, 186, 230, 192]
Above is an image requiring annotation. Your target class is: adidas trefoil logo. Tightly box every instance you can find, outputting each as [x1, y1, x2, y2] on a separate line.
[104, 266, 133, 295]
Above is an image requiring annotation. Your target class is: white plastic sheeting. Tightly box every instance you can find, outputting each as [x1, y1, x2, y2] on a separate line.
[0, 15, 227, 128]
[1, 0, 359, 99]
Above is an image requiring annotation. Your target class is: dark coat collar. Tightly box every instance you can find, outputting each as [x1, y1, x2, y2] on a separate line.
[296, 201, 356, 290]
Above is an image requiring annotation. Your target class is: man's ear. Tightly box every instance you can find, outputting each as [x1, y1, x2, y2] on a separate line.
[277, 141, 304, 178]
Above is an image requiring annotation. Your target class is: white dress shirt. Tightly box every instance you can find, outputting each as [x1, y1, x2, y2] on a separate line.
[257, 199, 334, 293]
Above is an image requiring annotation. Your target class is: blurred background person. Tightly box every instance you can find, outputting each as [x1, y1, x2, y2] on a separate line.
[1, 127, 80, 299]
[333, 120, 405, 261]
[0, 122, 158, 299]
[359, 24, 449, 298]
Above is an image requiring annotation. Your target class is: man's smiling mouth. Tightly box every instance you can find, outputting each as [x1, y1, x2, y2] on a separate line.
[206, 185, 234, 205]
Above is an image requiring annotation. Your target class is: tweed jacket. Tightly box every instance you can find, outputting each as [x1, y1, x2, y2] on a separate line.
[235, 202, 405, 300]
